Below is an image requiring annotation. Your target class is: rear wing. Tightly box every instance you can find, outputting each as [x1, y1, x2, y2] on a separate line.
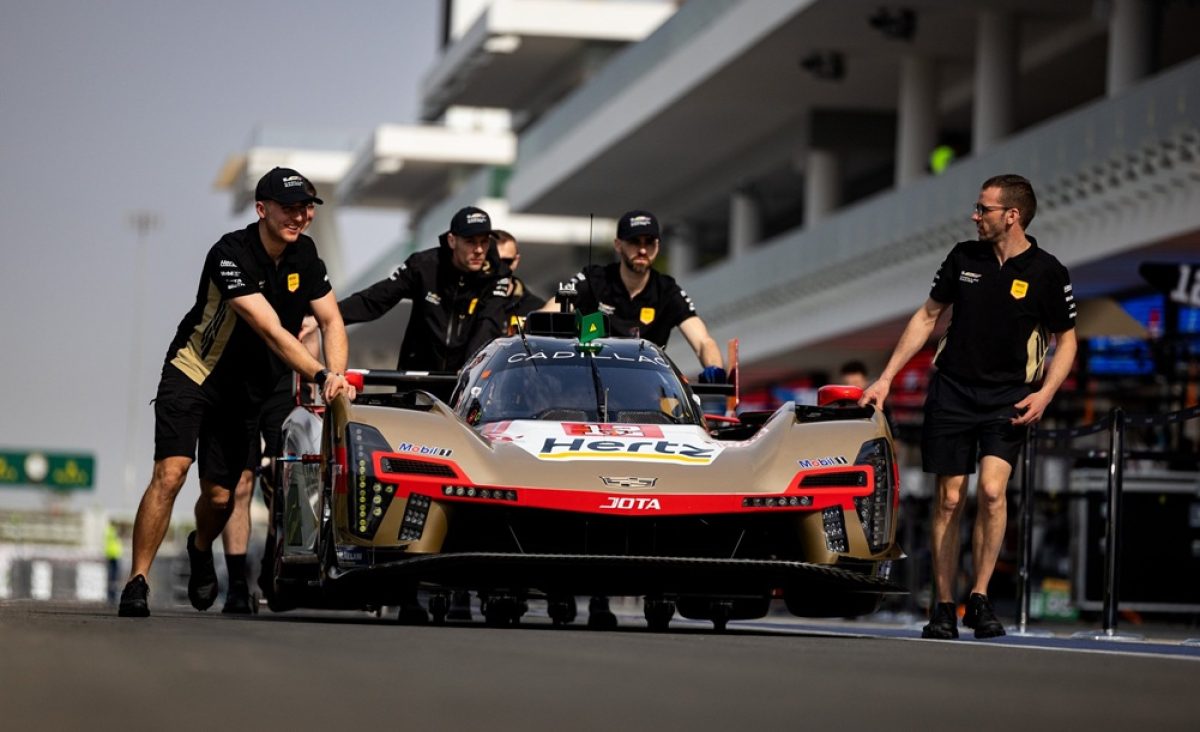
[345, 369, 458, 403]
[344, 369, 457, 389]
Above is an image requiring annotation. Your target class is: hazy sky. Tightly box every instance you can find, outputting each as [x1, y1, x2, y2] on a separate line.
[0, 1, 440, 515]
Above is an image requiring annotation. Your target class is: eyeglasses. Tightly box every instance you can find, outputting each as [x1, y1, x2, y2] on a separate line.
[972, 204, 1009, 216]
[499, 257, 515, 266]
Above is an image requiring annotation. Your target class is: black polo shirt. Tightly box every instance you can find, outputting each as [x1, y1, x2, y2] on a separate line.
[338, 243, 511, 372]
[165, 222, 331, 400]
[929, 237, 1075, 385]
[570, 263, 697, 347]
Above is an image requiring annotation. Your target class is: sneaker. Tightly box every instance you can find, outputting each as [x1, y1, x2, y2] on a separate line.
[964, 593, 1006, 638]
[222, 582, 254, 614]
[921, 601, 959, 639]
[447, 590, 473, 621]
[586, 595, 618, 630]
[118, 575, 150, 617]
[186, 531, 219, 611]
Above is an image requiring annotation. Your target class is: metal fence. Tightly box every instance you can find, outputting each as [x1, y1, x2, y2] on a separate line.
[1015, 403, 1200, 638]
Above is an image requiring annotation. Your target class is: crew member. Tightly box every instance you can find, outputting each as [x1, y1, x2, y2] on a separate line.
[338, 206, 511, 372]
[118, 167, 354, 617]
[859, 174, 1077, 640]
[222, 202, 324, 615]
[494, 229, 545, 325]
[544, 210, 724, 381]
[838, 360, 870, 389]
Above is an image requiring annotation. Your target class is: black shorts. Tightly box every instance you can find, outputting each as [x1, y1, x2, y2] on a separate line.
[153, 364, 257, 489]
[921, 370, 1030, 476]
[247, 374, 297, 469]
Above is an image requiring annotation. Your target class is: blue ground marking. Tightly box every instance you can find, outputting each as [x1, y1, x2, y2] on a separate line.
[534, 603, 1200, 658]
[719, 617, 1200, 659]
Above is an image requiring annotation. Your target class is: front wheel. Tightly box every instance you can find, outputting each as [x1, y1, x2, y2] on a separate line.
[429, 592, 450, 624]
[547, 595, 577, 626]
[481, 594, 527, 626]
[644, 598, 675, 632]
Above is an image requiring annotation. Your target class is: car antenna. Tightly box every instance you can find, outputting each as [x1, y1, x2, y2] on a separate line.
[515, 312, 534, 358]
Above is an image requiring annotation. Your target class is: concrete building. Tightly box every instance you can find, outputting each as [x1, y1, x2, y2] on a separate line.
[221, 0, 1200, 387]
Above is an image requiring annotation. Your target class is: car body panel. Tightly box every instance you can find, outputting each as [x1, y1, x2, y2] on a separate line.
[270, 333, 905, 620]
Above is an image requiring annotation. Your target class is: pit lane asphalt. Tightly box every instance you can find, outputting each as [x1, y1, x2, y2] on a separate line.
[2, 600, 1197, 732]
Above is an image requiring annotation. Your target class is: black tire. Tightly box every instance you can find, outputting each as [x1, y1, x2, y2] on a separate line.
[547, 595, 577, 626]
[482, 595, 526, 627]
[429, 592, 450, 625]
[644, 599, 675, 632]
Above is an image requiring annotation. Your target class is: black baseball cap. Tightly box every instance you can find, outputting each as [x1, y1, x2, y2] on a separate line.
[616, 210, 660, 240]
[447, 206, 494, 237]
[255, 167, 324, 205]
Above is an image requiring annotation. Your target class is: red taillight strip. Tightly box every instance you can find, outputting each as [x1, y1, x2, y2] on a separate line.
[420, 485, 872, 516]
[892, 461, 901, 509]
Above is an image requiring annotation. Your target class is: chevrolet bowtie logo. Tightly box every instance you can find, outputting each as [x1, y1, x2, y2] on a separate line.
[599, 476, 658, 489]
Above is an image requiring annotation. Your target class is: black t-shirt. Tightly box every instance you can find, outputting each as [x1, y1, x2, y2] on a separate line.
[338, 243, 511, 372]
[929, 237, 1075, 385]
[570, 263, 697, 347]
[165, 222, 332, 400]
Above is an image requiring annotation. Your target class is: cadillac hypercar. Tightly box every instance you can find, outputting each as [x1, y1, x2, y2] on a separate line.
[266, 313, 904, 630]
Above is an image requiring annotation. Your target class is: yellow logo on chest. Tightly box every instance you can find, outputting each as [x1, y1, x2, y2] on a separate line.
[639, 307, 655, 325]
[287, 273, 300, 292]
[1010, 279, 1028, 299]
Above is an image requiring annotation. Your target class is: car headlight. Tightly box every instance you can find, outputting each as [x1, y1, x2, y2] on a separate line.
[346, 422, 399, 539]
[853, 437, 897, 553]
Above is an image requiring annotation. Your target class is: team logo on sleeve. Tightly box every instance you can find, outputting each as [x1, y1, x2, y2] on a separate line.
[1010, 279, 1029, 299]
[287, 273, 300, 292]
[639, 307, 656, 325]
[217, 262, 247, 291]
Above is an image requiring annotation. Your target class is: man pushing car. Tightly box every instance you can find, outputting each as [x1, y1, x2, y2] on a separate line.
[118, 167, 354, 617]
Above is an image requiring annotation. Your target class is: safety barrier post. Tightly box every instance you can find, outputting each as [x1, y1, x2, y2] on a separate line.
[1073, 407, 1142, 641]
[1100, 407, 1126, 635]
[1015, 425, 1036, 634]
[1013, 425, 1052, 637]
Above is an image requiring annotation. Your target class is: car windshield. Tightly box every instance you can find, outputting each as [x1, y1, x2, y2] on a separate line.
[471, 356, 698, 426]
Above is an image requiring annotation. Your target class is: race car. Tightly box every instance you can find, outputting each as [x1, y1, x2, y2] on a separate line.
[266, 312, 904, 630]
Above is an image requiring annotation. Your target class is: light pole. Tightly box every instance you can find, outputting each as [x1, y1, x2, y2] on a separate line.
[123, 211, 160, 505]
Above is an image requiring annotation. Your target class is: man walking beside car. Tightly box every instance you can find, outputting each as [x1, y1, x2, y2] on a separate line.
[118, 167, 354, 617]
[859, 174, 1077, 639]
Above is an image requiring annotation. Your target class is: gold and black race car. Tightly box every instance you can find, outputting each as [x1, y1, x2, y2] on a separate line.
[266, 313, 904, 630]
